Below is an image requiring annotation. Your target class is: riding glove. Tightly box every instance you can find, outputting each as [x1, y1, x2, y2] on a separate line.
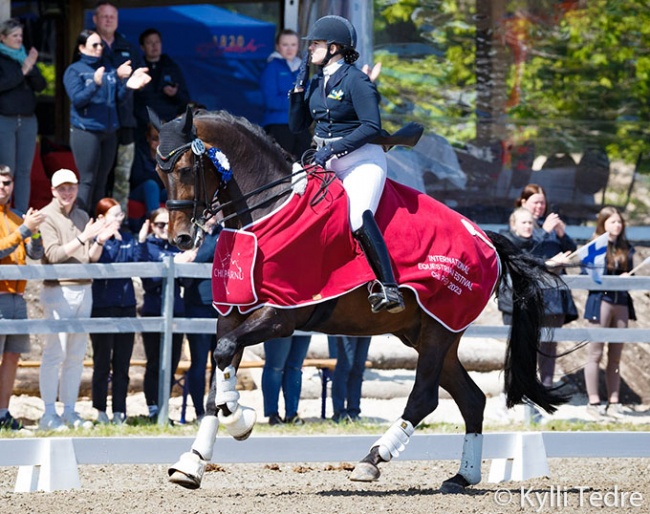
[313, 145, 335, 167]
[294, 50, 310, 90]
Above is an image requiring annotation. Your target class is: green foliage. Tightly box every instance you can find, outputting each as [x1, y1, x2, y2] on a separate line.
[37, 62, 56, 97]
[373, 0, 650, 165]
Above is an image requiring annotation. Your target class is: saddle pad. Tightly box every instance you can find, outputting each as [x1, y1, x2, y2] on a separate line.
[212, 175, 500, 331]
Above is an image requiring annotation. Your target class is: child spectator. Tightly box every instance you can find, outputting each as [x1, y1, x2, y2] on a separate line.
[583, 206, 635, 420]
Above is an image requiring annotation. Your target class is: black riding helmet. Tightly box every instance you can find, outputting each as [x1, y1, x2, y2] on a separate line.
[304, 15, 359, 65]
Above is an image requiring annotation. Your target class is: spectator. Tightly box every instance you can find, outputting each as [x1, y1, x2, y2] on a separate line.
[327, 335, 371, 423]
[128, 123, 165, 230]
[93, 1, 144, 209]
[260, 29, 311, 159]
[134, 28, 189, 132]
[183, 217, 220, 422]
[513, 184, 578, 387]
[141, 207, 196, 422]
[63, 29, 150, 214]
[583, 206, 635, 420]
[262, 335, 311, 425]
[90, 197, 149, 425]
[39, 168, 106, 431]
[0, 164, 45, 430]
[0, 18, 46, 214]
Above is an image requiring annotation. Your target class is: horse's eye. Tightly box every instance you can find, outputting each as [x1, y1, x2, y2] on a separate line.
[178, 166, 192, 175]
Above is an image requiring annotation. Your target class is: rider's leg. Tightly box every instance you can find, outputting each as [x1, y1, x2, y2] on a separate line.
[330, 145, 404, 314]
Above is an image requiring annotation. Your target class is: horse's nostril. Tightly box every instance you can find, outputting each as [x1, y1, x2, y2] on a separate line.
[175, 234, 193, 250]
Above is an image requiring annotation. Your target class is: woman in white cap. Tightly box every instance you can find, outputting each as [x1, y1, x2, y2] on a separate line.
[289, 15, 404, 314]
[38, 169, 106, 430]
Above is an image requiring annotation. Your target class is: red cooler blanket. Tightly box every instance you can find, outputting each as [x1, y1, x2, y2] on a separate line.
[213, 175, 500, 332]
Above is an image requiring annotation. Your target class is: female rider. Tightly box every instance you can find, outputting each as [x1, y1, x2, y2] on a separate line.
[289, 15, 404, 314]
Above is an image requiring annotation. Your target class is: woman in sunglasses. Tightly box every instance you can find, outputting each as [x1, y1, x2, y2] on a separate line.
[140, 207, 196, 422]
[63, 29, 150, 214]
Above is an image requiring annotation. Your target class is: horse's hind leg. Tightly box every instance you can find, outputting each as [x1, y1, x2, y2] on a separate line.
[350, 325, 458, 482]
[438, 343, 486, 493]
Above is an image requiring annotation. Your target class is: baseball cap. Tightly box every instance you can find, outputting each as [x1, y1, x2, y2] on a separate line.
[51, 169, 79, 188]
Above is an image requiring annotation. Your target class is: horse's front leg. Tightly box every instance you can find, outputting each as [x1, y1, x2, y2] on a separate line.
[168, 308, 294, 489]
[168, 369, 223, 489]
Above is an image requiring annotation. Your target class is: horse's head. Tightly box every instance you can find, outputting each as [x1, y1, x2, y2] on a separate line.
[154, 106, 296, 250]
[152, 106, 221, 249]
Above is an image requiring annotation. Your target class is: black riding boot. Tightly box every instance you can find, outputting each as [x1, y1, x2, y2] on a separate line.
[353, 210, 405, 314]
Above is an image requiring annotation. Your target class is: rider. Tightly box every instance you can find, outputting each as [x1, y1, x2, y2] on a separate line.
[289, 15, 405, 314]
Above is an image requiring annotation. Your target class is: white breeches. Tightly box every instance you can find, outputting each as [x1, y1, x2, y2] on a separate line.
[327, 144, 387, 231]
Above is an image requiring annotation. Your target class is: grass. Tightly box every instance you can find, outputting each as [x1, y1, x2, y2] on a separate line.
[3, 415, 646, 439]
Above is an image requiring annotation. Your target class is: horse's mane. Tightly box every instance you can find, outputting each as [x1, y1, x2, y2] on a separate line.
[194, 109, 295, 165]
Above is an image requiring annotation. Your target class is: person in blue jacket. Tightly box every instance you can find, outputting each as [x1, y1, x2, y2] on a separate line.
[141, 207, 196, 422]
[583, 206, 636, 420]
[90, 197, 149, 425]
[63, 29, 149, 213]
[289, 15, 404, 314]
[183, 217, 220, 422]
[260, 29, 311, 159]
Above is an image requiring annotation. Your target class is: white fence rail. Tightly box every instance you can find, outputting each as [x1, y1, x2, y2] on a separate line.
[2, 431, 650, 492]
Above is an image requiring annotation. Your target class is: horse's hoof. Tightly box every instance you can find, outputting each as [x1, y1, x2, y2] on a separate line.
[440, 473, 471, 494]
[168, 470, 201, 490]
[168, 452, 205, 489]
[220, 405, 256, 441]
[349, 462, 381, 482]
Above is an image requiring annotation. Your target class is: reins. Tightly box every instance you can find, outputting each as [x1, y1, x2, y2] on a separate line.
[158, 136, 334, 229]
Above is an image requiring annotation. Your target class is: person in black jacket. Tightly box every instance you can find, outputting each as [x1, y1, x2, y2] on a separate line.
[289, 15, 404, 314]
[134, 28, 189, 132]
[0, 18, 46, 213]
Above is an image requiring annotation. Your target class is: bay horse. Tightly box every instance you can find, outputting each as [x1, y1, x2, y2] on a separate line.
[152, 107, 565, 492]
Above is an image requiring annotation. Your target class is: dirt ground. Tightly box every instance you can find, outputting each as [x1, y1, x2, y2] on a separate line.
[1, 459, 649, 513]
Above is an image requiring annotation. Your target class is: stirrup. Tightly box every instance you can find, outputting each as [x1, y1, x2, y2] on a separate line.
[367, 280, 405, 314]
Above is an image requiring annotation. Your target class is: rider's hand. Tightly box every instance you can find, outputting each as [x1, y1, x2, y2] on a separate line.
[313, 146, 334, 168]
[294, 49, 310, 91]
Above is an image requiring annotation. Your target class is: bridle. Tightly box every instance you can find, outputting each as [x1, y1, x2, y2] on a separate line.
[156, 135, 217, 233]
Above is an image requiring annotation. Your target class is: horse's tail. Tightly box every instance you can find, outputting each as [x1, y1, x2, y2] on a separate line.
[486, 230, 568, 414]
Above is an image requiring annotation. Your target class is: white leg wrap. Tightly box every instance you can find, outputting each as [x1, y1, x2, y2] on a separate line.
[215, 365, 240, 412]
[372, 418, 415, 462]
[458, 433, 483, 485]
[168, 451, 206, 485]
[191, 415, 219, 460]
[219, 404, 257, 440]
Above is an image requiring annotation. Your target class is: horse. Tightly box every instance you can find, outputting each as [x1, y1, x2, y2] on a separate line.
[151, 106, 566, 492]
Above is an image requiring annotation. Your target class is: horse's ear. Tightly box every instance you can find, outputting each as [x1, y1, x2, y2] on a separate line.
[182, 105, 194, 136]
[147, 107, 163, 132]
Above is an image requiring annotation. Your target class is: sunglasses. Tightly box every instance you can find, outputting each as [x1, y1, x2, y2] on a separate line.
[1, 180, 13, 187]
[90, 42, 102, 49]
[153, 222, 168, 229]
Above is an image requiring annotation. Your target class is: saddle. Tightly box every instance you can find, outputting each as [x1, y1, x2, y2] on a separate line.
[372, 122, 424, 152]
